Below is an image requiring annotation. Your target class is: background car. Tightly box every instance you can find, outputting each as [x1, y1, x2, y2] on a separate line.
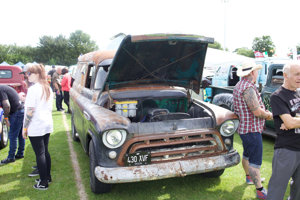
[0, 108, 8, 149]
[0, 65, 27, 93]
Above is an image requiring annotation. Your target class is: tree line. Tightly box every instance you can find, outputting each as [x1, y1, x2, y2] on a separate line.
[233, 35, 276, 58]
[2, 31, 294, 66]
[0, 30, 98, 66]
[206, 35, 278, 58]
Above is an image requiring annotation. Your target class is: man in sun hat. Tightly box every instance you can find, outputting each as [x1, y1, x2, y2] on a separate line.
[233, 61, 273, 200]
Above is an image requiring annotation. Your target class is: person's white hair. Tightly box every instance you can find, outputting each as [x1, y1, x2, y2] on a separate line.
[283, 61, 300, 77]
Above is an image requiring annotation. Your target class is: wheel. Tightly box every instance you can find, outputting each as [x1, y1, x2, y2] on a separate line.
[71, 114, 79, 142]
[89, 140, 112, 194]
[202, 169, 225, 178]
[212, 93, 234, 111]
[0, 118, 9, 149]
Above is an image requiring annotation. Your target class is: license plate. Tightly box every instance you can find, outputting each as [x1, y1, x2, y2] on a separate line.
[125, 152, 151, 166]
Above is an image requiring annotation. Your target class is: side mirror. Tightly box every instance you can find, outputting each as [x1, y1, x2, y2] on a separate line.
[98, 59, 113, 72]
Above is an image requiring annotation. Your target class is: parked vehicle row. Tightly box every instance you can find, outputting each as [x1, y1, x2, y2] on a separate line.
[207, 61, 289, 137]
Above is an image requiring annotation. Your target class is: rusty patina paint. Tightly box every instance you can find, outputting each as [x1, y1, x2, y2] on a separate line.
[199, 101, 238, 126]
[131, 34, 214, 44]
[70, 85, 130, 131]
[92, 90, 100, 103]
[95, 150, 240, 183]
[102, 85, 185, 93]
[78, 50, 116, 66]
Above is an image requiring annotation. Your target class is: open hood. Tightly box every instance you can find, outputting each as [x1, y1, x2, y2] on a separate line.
[105, 34, 214, 94]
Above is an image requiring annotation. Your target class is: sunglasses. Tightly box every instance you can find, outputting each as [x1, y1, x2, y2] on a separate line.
[27, 72, 33, 76]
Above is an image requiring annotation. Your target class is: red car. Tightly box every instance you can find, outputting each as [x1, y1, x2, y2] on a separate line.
[0, 65, 27, 93]
[0, 65, 27, 149]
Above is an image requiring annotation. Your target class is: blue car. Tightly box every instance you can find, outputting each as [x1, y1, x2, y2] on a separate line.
[0, 107, 9, 149]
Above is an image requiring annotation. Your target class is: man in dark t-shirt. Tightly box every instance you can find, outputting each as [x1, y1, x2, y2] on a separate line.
[48, 65, 56, 77]
[268, 61, 300, 200]
[52, 67, 64, 111]
[0, 85, 25, 165]
[0, 85, 23, 114]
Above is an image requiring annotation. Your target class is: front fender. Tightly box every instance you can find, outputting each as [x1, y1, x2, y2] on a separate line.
[85, 103, 131, 134]
[201, 101, 238, 126]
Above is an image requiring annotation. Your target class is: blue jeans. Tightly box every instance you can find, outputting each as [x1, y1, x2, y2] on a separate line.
[8, 109, 25, 159]
[239, 132, 263, 168]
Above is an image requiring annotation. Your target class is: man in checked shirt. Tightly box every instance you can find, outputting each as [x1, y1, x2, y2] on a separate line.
[233, 61, 273, 200]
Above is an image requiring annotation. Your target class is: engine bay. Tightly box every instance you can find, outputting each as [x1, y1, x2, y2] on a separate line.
[110, 96, 212, 124]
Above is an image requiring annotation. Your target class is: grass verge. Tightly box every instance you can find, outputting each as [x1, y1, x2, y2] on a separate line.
[0, 109, 78, 200]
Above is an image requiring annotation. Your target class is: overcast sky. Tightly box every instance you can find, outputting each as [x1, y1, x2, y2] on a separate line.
[1, 0, 299, 57]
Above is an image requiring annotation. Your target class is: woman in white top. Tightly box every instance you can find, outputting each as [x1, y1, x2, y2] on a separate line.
[22, 64, 53, 190]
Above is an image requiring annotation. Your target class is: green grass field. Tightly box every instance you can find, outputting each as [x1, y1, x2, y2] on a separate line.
[0, 110, 291, 200]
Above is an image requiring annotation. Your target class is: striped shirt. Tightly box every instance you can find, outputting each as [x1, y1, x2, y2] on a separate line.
[233, 78, 265, 135]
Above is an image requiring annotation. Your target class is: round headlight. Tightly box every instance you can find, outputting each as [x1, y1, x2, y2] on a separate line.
[102, 129, 126, 149]
[220, 120, 236, 136]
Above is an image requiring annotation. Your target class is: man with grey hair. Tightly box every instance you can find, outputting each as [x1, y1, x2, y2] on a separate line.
[268, 61, 300, 200]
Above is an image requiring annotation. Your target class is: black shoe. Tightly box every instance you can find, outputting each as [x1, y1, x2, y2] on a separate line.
[35, 178, 52, 184]
[28, 168, 39, 177]
[57, 109, 64, 111]
[32, 165, 37, 169]
[0, 157, 15, 165]
[15, 155, 24, 159]
[33, 181, 48, 190]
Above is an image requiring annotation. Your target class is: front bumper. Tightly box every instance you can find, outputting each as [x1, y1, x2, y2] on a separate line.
[95, 150, 240, 183]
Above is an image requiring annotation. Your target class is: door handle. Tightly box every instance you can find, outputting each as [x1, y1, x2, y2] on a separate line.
[83, 111, 90, 121]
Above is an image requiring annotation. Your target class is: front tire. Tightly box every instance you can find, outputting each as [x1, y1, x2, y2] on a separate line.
[202, 169, 225, 178]
[89, 140, 112, 194]
[0, 118, 9, 149]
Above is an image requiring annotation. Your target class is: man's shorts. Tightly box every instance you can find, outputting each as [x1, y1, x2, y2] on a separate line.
[239, 132, 263, 168]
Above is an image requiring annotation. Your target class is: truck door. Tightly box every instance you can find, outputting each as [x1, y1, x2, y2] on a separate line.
[261, 65, 284, 129]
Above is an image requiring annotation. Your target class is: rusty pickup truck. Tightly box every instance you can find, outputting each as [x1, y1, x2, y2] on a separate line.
[70, 34, 240, 194]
